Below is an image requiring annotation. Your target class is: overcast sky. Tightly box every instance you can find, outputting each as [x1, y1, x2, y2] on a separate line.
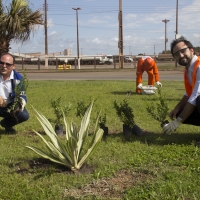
[5, 0, 200, 56]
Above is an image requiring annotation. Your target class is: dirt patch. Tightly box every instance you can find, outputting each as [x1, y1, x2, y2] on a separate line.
[13, 158, 155, 199]
[64, 169, 154, 199]
[14, 158, 96, 175]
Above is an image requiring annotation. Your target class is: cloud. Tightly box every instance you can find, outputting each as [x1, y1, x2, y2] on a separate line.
[49, 31, 57, 36]
[87, 18, 106, 24]
[111, 37, 118, 42]
[9, 0, 200, 55]
[48, 18, 54, 28]
[92, 38, 102, 44]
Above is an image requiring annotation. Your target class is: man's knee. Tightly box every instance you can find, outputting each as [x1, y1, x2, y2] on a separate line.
[17, 109, 29, 122]
[197, 96, 200, 103]
[197, 96, 200, 112]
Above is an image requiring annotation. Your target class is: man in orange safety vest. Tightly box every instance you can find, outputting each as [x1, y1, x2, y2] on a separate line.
[162, 36, 200, 142]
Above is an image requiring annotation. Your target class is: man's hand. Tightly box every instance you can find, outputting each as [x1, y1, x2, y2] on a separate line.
[156, 81, 162, 87]
[162, 119, 181, 135]
[137, 83, 143, 89]
[0, 96, 7, 107]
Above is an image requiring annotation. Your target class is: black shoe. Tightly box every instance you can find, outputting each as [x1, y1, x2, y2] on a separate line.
[195, 141, 200, 148]
[0, 120, 17, 134]
[5, 126, 17, 134]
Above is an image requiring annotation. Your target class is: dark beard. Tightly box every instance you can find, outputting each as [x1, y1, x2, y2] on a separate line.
[177, 55, 192, 66]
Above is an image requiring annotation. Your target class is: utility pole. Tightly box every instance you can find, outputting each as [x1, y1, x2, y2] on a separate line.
[175, 0, 178, 37]
[162, 19, 170, 54]
[44, 0, 48, 68]
[72, 7, 81, 69]
[118, 0, 123, 68]
[175, 0, 178, 68]
[154, 45, 155, 56]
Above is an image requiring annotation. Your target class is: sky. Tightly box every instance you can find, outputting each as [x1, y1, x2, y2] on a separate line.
[3, 0, 200, 56]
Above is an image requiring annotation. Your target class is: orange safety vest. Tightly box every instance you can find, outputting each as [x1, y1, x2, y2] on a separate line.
[184, 57, 200, 97]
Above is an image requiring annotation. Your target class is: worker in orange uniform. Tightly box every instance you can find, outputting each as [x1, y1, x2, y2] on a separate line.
[136, 56, 162, 93]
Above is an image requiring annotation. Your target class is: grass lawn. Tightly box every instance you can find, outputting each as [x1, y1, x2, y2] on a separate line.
[0, 80, 200, 200]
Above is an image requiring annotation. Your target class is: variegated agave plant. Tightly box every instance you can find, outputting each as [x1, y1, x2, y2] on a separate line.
[26, 101, 104, 172]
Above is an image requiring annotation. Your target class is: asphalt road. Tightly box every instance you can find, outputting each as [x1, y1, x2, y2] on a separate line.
[23, 70, 184, 81]
[15, 63, 184, 81]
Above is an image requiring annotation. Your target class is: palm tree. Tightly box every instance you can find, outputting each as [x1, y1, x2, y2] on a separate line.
[0, 0, 43, 54]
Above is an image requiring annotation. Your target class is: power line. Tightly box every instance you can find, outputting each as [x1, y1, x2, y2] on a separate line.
[47, 22, 200, 33]
[36, 3, 200, 14]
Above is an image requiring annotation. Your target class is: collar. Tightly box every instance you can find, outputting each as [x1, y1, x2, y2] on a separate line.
[0, 70, 14, 81]
[10, 70, 14, 79]
[187, 55, 198, 71]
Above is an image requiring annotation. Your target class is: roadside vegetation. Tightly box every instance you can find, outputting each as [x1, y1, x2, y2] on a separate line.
[0, 80, 200, 200]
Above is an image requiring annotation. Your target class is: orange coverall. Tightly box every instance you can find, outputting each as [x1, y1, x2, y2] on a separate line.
[136, 56, 160, 93]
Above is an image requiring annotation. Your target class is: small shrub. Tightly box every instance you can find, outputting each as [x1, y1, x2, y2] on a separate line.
[146, 87, 169, 124]
[49, 97, 71, 126]
[113, 99, 135, 128]
[98, 113, 107, 128]
[76, 100, 89, 118]
[8, 69, 28, 118]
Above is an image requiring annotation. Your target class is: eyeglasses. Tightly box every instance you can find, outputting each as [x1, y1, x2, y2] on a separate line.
[0, 61, 14, 68]
[173, 47, 189, 58]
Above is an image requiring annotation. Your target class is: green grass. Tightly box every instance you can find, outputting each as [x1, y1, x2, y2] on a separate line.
[0, 80, 200, 200]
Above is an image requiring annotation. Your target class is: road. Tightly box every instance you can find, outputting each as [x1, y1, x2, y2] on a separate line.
[15, 63, 184, 81]
[23, 70, 183, 81]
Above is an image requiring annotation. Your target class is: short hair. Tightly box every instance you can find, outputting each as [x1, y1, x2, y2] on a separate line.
[0, 53, 15, 64]
[170, 36, 195, 57]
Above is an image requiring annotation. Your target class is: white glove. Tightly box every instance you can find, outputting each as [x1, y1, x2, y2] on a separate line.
[137, 83, 143, 89]
[19, 98, 26, 112]
[156, 81, 162, 87]
[162, 119, 181, 135]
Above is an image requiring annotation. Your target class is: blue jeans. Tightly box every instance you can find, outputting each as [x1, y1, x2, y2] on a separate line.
[177, 96, 200, 126]
[0, 107, 29, 127]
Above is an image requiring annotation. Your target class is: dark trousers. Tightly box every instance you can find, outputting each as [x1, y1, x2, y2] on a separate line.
[177, 96, 200, 126]
[0, 107, 29, 127]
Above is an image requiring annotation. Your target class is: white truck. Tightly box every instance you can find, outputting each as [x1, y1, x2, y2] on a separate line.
[112, 55, 133, 63]
[79, 55, 113, 65]
[28, 55, 113, 65]
[124, 56, 133, 62]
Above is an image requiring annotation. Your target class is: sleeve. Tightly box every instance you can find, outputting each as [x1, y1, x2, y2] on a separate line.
[152, 62, 160, 82]
[188, 67, 200, 106]
[14, 71, 28, 103]
[136, 60, 144, 83]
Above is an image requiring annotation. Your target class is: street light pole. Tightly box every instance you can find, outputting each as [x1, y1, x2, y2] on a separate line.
[176, 0, 178, 37]
[44, 0, 48, 68]
[118, 0, 124, 68]
[72, 7, 81, 69]
[162, 19, 170, 54]
[175, 0, 178, 68]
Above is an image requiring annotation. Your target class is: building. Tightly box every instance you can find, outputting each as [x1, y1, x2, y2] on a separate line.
[64, 49, 72, 56]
